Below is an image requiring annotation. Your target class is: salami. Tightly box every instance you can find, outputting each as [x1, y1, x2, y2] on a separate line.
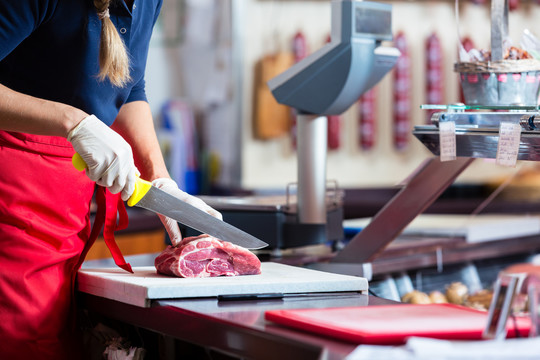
[426, 32, 444, 123]
[393, 31, 411, 151]
[325, 34, 341, 150]
[358, 87, 377, 150]
[155, 235, 262, 278]
[327, 115, 341, 150]
[290, 31, 309, 149]
[508, 0, 520, 11]
[293, 31, 308, 63]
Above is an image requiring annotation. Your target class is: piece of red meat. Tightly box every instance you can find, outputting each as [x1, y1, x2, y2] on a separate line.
[154, 234, 262, 278]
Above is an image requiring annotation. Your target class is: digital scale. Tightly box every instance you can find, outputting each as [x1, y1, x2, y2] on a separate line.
[200, 1, 399, 252]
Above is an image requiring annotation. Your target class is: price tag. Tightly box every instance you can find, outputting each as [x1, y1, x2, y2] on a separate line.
[496, 121, 521, 167]
[439, 121, 456, 162]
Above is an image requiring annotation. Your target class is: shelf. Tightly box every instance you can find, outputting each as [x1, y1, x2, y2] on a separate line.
[415, 106, 540, 160]
[421, 104, 540, 111]
[414, 125, 540, 160]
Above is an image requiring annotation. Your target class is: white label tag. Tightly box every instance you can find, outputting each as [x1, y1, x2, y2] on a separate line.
[496, 122, 521, 167]
[439, 121, 456, 162]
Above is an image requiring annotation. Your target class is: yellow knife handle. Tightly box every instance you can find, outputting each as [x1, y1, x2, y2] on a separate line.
[71, 153, 152, 207]
[127, 178, 152, 207]
[72, 152, 87, 171]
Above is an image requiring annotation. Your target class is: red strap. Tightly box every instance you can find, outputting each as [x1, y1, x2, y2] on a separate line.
[102, 188, 133, 273]
[81, 187, 133, 273]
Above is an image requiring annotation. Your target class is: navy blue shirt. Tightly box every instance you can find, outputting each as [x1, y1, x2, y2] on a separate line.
[0, 0, 162, 126]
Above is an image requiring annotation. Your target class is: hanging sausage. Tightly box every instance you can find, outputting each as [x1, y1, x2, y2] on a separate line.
[358, 87, 377, 151]
[508, 0, 520, 11]
[426, 32, 444, 124]
[470, 0, 517, 10]
[293, 30, 308, 63]
[394, 31, 411, 151]
[324, 34, 341, 150]
[327, 115, 341, 150]
[290, 30, 308, 149]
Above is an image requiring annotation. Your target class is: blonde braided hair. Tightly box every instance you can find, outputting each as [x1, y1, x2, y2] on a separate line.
[93, 0, 131, 87]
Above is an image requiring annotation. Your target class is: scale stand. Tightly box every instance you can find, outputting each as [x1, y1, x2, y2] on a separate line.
[309, 156, 474, 279]
[267, 1, 399, 249]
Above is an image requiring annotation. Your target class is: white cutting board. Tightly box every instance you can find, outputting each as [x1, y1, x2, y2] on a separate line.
[77, 262, 368, 307]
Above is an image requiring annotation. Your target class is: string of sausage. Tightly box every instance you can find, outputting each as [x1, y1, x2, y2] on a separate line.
[358, 87, 377, 150]
[470, 0, 518, 11]
[394, 31, 411, 151]
[426, 32, 444, 124]
[290, 30, 308, 149]
[325, 34, 341, 150]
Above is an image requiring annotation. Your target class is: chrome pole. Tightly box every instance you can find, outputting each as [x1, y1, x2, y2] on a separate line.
[297, 114, 327, 224]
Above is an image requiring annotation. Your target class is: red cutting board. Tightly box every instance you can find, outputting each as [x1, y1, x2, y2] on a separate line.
[265, 303, 531, 345]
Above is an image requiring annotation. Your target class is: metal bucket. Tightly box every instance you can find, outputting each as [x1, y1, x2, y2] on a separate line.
[456, 62, 540, 106]
[455, 0, 540, 106]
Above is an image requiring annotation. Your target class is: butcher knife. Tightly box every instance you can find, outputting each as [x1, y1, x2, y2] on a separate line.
[72, 154, 268, 250]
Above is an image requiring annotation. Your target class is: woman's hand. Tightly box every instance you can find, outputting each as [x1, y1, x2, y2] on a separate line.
[68, 114, 139, 201]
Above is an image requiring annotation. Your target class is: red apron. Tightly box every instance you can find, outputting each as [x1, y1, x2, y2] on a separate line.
[0, 131, 131, 359]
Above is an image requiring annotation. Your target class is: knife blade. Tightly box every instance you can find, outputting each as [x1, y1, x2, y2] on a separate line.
[72, 154, 268, 250]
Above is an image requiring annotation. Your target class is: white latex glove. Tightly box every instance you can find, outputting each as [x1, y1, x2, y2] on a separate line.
[152, 178, 223, 246]
[68, 114, 139, 201]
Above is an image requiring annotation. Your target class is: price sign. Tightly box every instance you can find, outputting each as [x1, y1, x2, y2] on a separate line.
[439, 121, 456, 162]
[496, 121, 521, 167]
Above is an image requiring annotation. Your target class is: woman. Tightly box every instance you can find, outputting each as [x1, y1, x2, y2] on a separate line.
[0, 0, 221, 358]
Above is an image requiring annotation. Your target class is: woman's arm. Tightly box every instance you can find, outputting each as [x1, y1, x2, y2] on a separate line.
[0, 83, 87, 137]
[112, 100, 169, 181]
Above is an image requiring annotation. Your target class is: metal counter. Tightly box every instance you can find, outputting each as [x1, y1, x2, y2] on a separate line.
[79, 291, 397, 360]
[78, 229, 540, 359]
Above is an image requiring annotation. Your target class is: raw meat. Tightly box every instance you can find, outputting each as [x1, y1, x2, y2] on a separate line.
[154, 234, 262, 278]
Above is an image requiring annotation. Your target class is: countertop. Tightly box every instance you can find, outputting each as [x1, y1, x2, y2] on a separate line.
[79, 291, 398, 360]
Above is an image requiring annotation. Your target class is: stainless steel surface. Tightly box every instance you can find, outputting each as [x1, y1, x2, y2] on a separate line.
[80, 291, 398, 360]
[137, 187, 268, 249]
[432, 111, 528, 129]
[198, 190, 344, 213]
[297, 114, 328, 224]
[520, 113, 540, 130]
[194, 190, 345, 250]
[331, 157, 474, 263]
[370, 234, 540, 276]
[199, 195, 289, 212]
[414, 124, 540, 161]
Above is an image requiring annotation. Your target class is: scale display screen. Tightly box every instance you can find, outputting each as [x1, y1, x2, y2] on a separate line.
[354, 6, 391, 39]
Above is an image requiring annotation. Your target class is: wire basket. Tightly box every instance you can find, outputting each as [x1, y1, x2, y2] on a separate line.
[455, 60, 540, 106]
